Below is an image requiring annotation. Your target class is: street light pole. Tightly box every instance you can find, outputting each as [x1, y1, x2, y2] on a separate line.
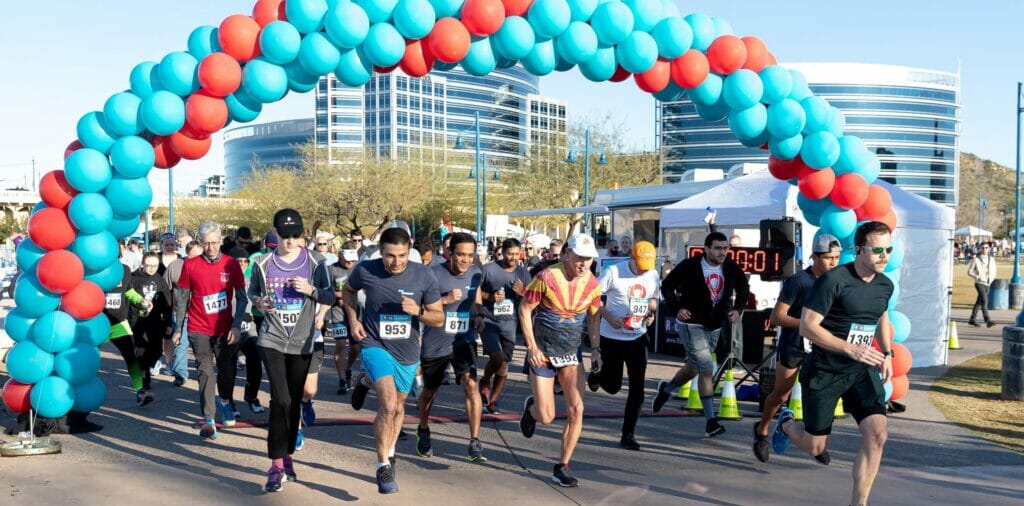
[475, 111, 482, 243]
[168, 168, 175, 233]
[583, 129, 591, 234]
[1014, 82, 1022, 285]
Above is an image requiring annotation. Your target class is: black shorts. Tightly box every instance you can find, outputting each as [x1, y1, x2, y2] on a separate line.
[421, 341, 478, 389]
[777, 336, 807, 370]
[800, 362, 887, 436]
[309, 341, 325, 373]
[481, 323, 516, 362]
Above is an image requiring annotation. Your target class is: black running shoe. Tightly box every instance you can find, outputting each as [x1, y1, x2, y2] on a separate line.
[337, 379, 349, 395]
[753, 422, 769, 462]
[376, 465, 398, 494]
[705, 418, 726, 438]
[619, 433, 640, 451]
[467, 438, 487, 463]
[416, 426, 433, 457]
[486, 403, 502, 415]
[552, 463, 579, 487]
[814, 450, 831, 466]
[398, 429, 409, 441]
[652, 380, 671, 413]
[351, 374, 370, 411]
[587, 370, 601, 392]
[520, 396, 536, 438]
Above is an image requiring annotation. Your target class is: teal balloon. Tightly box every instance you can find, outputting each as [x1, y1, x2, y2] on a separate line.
[84, 259, 124, 290]
[711, 16, 733, 37]
[728, 103, 767, 140]
[883, 378, 893, 402]
[335, 48, 374, 86]
[13, 276, 60, 316]
[555, 21, 598, 64]
[73, 231, 119, 273]
[885, 242, 904, 272]
[653, 80, 685, 102]
[32, 310, 77, 354]
[801, 96, 832, 134]
[769, 134, 803, 161]
[187, 25, 220, 59]
[495, 56, 517, 68]
[788, 69, 812, 101]
[827, 107, 846, 137]
[578, 46, 617, 82]
[68, 193, 114, 235]
[651, 17, 691, 59]
[226, 92, 263, 123]
[687, 73, 722, 106]
[285, 61, 320, 92]
[6, 340, 55, 384]
[31, 202, 47, 215]
[616, 31, 657, 74]
[801, 131, 841, 169]
[798, 193, 830, 226]
[363, 23, 405, 67]
[493, 16, 535, 60]
[4, 308, 36, 343]
[522, 40, 557, 76]
[890, 311, 911, 344]
[64, 148, 112, 193]
[140, 90, 186, 136]
[623, 0, 662, 32]
[110, 136, 155, 179]
[759, 66, 792, 105]
[357, 0, 399, 23]
[429, 0, 464, 18]
[76, 112, 117, 154]
[722, 69, 763, 110]
[103, 92, 143, 137]
[129, 61, 160, 99]
[325, 2, 371, 49]
[833, 135, 868, 175]
[819, 205, 858, 239]
[158, 51, 200, 97]
[694, 97, 729, 122]
[241, 58, 289, 103]
[888, 283, 900, 310]
[767, 98, 806, 139]
[54, 342, 102, 385]
[15, 238, 46, 273]
[567, 0, 598, 21]
[462, 37, 497, 76]
[660, 0, 680, 18]
[860, 153, 881, 184]
[286, 0, 329, 33]
[76, 314, 112, 347]
[394, 0, 436, 39]
[528, 0, 572, 39]
[103, 177, 152, 216]
[739, 130, 770, 148]
[840, 248, 856, 265]
[107, 213, 140, 240]
[685, 13, 715, 51]
[554, 53, 575, 72]
[590, 1, 633, 46]
[299, 32, 342, 75]
[434, 60, 458, 71]
[30, 376, 75, 419]
[72, 377, 107, 413]
[260, 20, 302, 64]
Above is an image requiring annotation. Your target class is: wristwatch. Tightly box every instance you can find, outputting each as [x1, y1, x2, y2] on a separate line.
[882, 350, 894, 358]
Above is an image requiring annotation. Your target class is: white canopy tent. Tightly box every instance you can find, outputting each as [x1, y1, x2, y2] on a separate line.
[659, 171, 956, 367]
[954, 225, 992, 239]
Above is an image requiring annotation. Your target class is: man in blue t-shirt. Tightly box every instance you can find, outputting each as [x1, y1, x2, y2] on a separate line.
[342, 228, 443, 495]
[414, 233, 486, 462]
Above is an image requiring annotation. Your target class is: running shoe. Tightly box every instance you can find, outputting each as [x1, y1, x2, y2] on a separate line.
[753, 422, 769, 462]
[245, 397, 265, 414]
[217, 398, 237, 427]
[652, 380, 671, 413]
[265, 464, 284, 493]
[337, 379, 349, 395]
[389, 456, 396, 476]
[479, 383, 490, 407]
[295, 428, 305, 451]
[351, 374, 370, 411]
[283, 456, 297, 482]
[398, 429, 410, 441]
[705, 418, 726, 438]
[587, 370, 601, 392]
[772, 408, 795, 455]
[520, 396, 536, 438]
[376, 465, 399, 494]
[551, 464, 579, 488]
[486, 403, 502, 415]
[199, 418, 218, 440]
[619, 433, 640, 451]
[301, 400, 316, 427]
[416, 426, 433, 457]
[814, 450, 831, 466]
[136, 389, 154, 407]
[230, 401, 241, 419]
[173, 375, 185, 387]
[467, 438, 487, 463]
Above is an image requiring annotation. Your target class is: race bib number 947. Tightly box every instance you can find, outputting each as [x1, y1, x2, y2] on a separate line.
[846, 323, 877, 347]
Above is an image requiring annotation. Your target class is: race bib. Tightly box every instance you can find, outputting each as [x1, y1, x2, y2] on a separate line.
[548, 353, 579, 368]
[445, 311, 470, 334]
[203, 291, 228, 315]
[105, 293, 122, 310]
[494, 300, 514, 316]
[802, 337, 813, 353]
[325, 321, 348, 339]
[380, 314, 412, 340]
[628, 297, 649, 318]
[278, 309, 300, 326]
[846, 323, 877, 346]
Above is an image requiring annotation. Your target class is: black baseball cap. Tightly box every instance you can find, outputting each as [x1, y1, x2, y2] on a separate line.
[273, 209, 304, 238]
[236, 226, 253, 240]
[227, 246, 249, 260]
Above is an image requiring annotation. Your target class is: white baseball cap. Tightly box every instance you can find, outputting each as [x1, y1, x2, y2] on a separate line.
[567, 233, 598, 258]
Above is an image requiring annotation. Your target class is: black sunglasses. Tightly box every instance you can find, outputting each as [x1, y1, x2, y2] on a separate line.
[863, 246, 894, 255]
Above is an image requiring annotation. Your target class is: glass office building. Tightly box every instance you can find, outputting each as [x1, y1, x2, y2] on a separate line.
[223, 119, 314, 193]
[659, 63, 961, 205]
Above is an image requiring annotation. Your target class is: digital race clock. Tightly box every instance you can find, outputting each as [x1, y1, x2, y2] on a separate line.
[687, 246, 796, 281]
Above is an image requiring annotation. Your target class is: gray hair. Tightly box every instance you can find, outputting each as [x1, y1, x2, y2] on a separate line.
[197, 221, 222, 242]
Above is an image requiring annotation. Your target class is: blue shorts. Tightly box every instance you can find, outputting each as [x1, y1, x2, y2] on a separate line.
[361, 346, 419, 394]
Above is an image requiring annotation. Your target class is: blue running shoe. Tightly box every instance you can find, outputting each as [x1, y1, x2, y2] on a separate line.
[772, 408, 795, 455]
[376, 465, 399, 494]
[295, 428, 305, 451]
[199, 418, 218, 440]
[301, 400, 316, 427]
[217, 398, 236, 427]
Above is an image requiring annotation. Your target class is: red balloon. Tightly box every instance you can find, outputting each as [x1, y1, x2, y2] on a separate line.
[427, 18, 472, 64]
[502, 0, 534, 16]
[768, 155, 807, 181]
[797, 167, 836, 201]
[64, 140, 83, 161]
[400, 39, 436, 77]
[890, 375, 909, 401]
[151, 135, 182, 169]
[374, 63, 400, 73]
[61, 280, 105, 320]
[765, 52, 778, 66]
[39, 171, 78, 209]
[706, 35, 746, 75]
[892, 343, 912, 377]
[741, 36, 769, 72]
[634, 58, 670, 93]
[169, 129, 213, 160]
[28, 208, 76, 251]
[2, 379, 33, 414]
[252, 0, 287, 26]
[830, 173, 869, 210]
[461, 0, 506, 36]
[36, 250, 84, 294]
[670, 49, 709, 89]
[609, 66, 631, 83]
[185, 91, 229, 135]
[218, 15, 262, 62]
[856, 185, 893, 221]
[879, 209, 898, 231]
[198, 53, 242, 97]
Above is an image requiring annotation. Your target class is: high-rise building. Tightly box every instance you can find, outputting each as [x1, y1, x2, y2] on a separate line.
[223, 119, 314, 193]
[192, 174, 225, 198]
[659, 63, 960, 205]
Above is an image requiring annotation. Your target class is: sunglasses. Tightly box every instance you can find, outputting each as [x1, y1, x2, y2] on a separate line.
[863, 246, 894, 255]
[281, 233, 302, 240]
[317, 243, 328, 246]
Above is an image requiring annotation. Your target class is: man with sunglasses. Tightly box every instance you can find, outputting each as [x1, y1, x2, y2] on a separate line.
[772, 222, 895, 506]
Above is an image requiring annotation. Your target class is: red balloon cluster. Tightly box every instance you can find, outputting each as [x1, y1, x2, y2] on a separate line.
[185, 91, 229, 135]
[634, 59, 670, 93]
[36, 250, 84, 295]
[252, 0, 287, 27]
[2, 379, 32, 414]
[502, 0, 534, 16]
[63, 140, 83, 161]
[670, 50, 709, 89]
[170, 128, 213, 160]
[768, 155, 806, 181]
[427, 18, 471, 64]
[61, 280, 105, 320]
[28, 208, 76, 251]
[797, 167, 835, 200]
[609, 66, 631, 83]
[198, 53, 242, 97]
[831, 173, 869, 210]
[400, 39, 436, 77]
[219, 15, 262, 62]
[461, 0, 505, 37]
[151, 135, 182, 169]
[39, 171, 78, 210]
[706, 35, 746, 75]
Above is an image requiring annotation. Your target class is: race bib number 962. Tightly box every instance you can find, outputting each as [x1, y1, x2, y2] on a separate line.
[493, 300, 514, 316]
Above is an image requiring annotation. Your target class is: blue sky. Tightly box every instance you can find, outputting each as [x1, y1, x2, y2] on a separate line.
[1, 1, 1020, 198]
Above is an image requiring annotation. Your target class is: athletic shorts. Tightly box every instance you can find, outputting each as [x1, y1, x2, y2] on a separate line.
[801, 362, 887, 436]
[777, 335, 807, 370]
[421, 341, 478, 389]
[361, 346, 419, 394]
[481, 323, 516, 362]
[308, 341, 325, 373]
[529, 347, 584, 378]
[677, 322, 721, 373]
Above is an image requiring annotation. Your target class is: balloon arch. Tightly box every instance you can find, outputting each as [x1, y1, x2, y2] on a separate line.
[2, 0, 913, 418]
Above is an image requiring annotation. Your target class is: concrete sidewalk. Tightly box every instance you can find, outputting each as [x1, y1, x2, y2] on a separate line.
[0, 302, 1021, 505]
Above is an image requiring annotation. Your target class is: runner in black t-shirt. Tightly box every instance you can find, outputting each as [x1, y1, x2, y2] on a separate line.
[772, 222, 895, 506]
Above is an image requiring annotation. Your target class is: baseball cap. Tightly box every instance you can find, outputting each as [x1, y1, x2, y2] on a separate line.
[273, 209, 304, 238]
[159, 233, 176, 243]
[341, 249, 359, 262]
[812, 233, 841, 253]
[567, 233, 598, 258]
[227, 246, 249, 260]
[264, 229, 279, 248]
[632, 241, 657, 271]
[236, 226, 253, 240]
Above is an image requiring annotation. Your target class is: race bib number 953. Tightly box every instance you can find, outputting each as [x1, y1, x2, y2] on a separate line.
[380, 314, 412, 340]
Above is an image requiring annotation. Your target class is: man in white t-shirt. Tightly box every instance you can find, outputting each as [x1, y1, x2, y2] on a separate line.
[587, 241, 661, 451]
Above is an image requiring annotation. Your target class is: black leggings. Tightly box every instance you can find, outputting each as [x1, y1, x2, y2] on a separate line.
[598, 335, 649, 436]
[970, 282, 991, 323]
[239, 338, 263, 401]
[260, 347, 311, 459]
[132, 318, 169, 390]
